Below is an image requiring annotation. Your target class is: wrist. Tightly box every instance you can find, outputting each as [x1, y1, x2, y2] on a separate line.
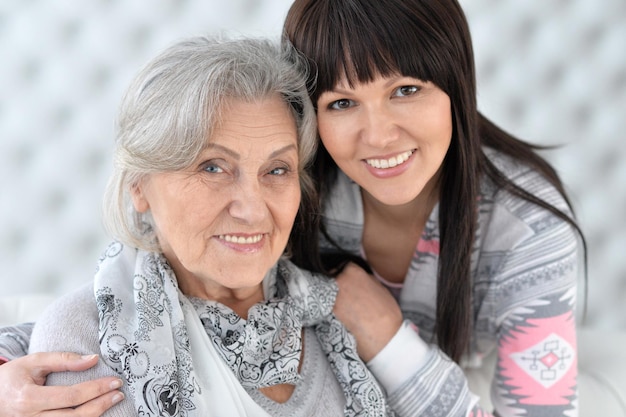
[367, 320, 429, 394]
[358, 317, 403, 362]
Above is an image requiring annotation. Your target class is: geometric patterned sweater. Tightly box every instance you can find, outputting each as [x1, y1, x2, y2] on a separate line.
[322, 147, 580, 417]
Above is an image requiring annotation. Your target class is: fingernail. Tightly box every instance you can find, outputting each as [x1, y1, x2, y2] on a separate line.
[112, 392, 124, 404]
[80, 354, 98, 361]
[110, 379, 123, 390]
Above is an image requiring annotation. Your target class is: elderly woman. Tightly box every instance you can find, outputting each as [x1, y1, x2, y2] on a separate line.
[25, 36, 392, 417]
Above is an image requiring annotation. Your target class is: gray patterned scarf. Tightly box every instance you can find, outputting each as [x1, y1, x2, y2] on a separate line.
[94, 242, 393, 416]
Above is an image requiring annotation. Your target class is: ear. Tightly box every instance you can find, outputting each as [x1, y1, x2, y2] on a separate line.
[130, 180, 150, 213]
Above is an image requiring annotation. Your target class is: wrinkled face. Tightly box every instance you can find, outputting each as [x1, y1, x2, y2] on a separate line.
[316, 74, 452, 206]
[131, 95, 301, 297]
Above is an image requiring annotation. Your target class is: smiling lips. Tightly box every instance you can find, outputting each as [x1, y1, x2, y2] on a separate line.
[365, 149, 415, 169]
[218, 234, 264, 244]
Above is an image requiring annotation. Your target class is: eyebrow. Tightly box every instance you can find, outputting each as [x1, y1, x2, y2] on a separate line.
[206, 143, 298, 159]
[269, 143, 298, 158]
[326, 75, 411, 95]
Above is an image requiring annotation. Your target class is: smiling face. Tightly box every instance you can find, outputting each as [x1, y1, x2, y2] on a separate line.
[131, 95, 301, 300]
[316, 74, 452, 206]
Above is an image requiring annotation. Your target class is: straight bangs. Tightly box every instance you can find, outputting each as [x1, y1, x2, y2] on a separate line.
[285, 0, 464, 104]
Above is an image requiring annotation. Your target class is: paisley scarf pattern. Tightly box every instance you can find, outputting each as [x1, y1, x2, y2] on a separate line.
[94, 242, 393, 416]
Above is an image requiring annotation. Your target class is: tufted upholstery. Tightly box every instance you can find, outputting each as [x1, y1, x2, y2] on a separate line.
[1, 1, 625, 414]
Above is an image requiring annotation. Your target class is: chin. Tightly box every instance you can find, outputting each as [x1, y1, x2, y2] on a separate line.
[228, 264, 273, 286]
[370, 189, 421, 207]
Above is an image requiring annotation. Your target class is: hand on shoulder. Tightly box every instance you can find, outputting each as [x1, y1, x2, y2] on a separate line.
[333, 263, 403, 362]
[0, 351, 123, 417]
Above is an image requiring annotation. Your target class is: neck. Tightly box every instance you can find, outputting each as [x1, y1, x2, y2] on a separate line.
[178, 278, 265, 319]
[361, 172, 441, 229]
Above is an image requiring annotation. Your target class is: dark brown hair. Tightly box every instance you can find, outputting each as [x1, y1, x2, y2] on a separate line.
[284, 0, 586, 363]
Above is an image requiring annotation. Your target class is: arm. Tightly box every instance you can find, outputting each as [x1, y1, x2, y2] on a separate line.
[333, 265, 481, 416]
[379, 289, 577, 417]
[489, 291, 577, 417]
[0, 324, 124, 417]
[485, 222, 579, 416]
[334, 220, 580, 417]
[0, 285, 130, 417]
[0, 323, 33, 362]
[0, 352, 124, 417]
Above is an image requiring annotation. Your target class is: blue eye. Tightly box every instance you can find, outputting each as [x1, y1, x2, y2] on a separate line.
[269, 167, 288, 175]
[329, 98, 354, 110]
[204, 164, 223, 173]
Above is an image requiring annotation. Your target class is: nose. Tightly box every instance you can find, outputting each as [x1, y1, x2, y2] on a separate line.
[359, 104, 400, 148]
[227, 178, 268, 224]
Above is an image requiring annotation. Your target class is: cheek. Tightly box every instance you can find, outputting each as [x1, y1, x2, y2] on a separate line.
[272, 185, 301, 228]
[152, 194, 212, 240]
[419, 104, 453, 148]
[435, 99, 453, 142]
[317, 115, 341, 152]
[439, 117, 453, 151]
[431, 115, 453, 147]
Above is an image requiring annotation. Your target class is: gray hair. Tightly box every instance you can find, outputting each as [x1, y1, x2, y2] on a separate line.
[102, 36, 318, 250]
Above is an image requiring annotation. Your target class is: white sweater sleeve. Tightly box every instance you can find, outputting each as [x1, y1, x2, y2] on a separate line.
[367, 320, 430, 393]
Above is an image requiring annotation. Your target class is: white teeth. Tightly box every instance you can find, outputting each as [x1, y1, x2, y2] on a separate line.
[219, 234, 263, 244]
[366, 150, 414, 169]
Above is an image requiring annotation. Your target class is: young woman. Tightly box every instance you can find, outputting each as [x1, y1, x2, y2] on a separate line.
[283, 0, 584, 416]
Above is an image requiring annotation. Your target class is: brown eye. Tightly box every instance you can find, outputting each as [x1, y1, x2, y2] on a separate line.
[394, 85, 419, 97]
[329, 98, 354, 110]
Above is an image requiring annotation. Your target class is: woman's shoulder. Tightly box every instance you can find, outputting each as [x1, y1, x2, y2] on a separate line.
[37, 282, 96, 322]
[481, 147, 572, 216]
[476, 148, 579, 255]
[29, 282, 99, 353]
[29, 282, 135, 415]
[475, 149, 580, 308]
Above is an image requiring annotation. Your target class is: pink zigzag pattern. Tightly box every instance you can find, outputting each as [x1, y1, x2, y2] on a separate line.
[498, 312, 577, 406]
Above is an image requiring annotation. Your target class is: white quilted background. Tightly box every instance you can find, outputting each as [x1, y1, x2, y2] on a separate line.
[1, 0, 624, 331]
